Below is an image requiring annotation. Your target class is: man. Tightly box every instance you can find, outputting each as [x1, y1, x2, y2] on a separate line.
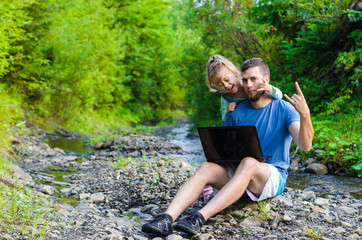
[142, 58, 314, 237]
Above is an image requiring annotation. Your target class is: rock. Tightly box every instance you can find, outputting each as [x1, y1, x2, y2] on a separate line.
[2, 234, 14, 240]
[305, 163, 328, 175]
[79, 193, 91, 200]
[335, 206, 357, 216]
[354, 227, 362, 235]
[273, 195, 293, 207]
[299, 191, 316, 200]
[283, 215, 292, 222]
[289, 159, 298, 172]
[240, 216, 263, 227]
[39, 142, 50, 149]
[57, 209, 69, 216]
[349, 233, 360, 239]
[132, 235, 148, 240]
[41, 185, 57, 195]
[306, 158, 317, 165]
[90, 193, 105, 202]
[10, 136, 21, 144]
[333, 226, 346, 234]
[165, 234, 183, 240]
[10, 164, 32, 183]
[63, 156, 78, 162]
[315, 197, 329, 206]
[54, 147, 65, 154]
[200, 233, 213, 239]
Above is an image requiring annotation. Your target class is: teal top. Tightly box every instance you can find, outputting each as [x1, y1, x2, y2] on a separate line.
[221, 86, 282, 122]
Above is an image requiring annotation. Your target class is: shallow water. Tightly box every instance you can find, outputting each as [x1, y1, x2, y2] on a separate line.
[46, 136, 92, 156]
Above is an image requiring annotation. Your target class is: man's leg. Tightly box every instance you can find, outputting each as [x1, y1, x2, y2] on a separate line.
[199, 157, 270, 220]
[142, 161, 230, 236]
[165, 161, 230, 221]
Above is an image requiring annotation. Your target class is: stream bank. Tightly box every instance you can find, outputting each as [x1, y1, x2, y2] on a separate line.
[3, 123, 362, 239]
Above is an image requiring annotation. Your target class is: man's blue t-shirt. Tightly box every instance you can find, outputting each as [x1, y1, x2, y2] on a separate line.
[222, 99, 300, 182]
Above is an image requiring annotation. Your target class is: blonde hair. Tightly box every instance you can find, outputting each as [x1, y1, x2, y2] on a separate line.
[206, 55, 242, 92]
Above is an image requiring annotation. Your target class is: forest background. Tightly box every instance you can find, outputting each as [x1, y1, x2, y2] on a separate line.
[0, 0, 361, 177]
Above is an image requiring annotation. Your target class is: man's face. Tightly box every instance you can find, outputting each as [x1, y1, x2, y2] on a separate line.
[242, 66, 268, 102]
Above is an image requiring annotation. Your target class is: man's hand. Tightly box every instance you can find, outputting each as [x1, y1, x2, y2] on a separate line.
[285, 82, 314, 151]
[284, 82, 310, 117]
[227, 102, 236, 112]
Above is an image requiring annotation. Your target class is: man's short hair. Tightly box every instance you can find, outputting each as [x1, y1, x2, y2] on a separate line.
[241, 58, 270, 77]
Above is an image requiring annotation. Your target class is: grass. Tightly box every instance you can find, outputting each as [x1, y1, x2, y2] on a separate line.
[303, 222, 324, 239]
[112, 156, 132, 168]
[257, 199, 272, 220]
[0, 178, 52, 239]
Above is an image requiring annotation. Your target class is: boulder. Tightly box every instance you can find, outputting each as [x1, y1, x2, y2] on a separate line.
[305, 163, 328, 175]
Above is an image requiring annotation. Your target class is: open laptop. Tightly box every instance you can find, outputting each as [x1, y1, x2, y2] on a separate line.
[197, 126, 264, 163]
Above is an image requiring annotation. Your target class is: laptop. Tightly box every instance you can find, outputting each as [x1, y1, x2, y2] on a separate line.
[197, 126, 264, 163]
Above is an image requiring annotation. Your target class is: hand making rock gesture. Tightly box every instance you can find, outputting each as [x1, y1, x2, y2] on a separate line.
[284, 82, 311, 117]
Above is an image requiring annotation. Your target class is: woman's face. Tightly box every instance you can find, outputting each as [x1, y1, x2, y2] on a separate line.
[213, 67, 241, 96]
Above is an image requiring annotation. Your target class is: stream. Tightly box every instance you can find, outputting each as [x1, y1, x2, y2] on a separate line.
[43, 122, 361, 204]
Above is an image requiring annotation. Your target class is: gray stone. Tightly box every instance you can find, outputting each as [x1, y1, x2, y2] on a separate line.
[306, 158, 317, 165]
[335, 206, 357, 216]
[39, 142, 50, 149]
[273, 195, 293, 207]
[79, 193, 90, 200]
[41, 185, 57, 195]
[63, 156, 78, 162]
[354, 227, 362, 235]
[165, 234, 183, 240]
[283, 215, 292, 222]
[349, 233, 360, 239]
[240, 216, 263, 227]
[333, 226, 346, 234]
[54, 147, 65, 154]
[10, 164, 32, 183]
[132, 235, 148, 240]
[299, 191, 316, 200]
[60, 188, 71, 194]
[305, 163, 328, 175]
[90, 193, 105, 202]
[315, 197, 329, 206]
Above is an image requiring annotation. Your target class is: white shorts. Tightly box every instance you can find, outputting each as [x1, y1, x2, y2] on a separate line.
[226, 163, 285, 201]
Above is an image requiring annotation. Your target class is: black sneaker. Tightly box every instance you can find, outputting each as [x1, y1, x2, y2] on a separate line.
[141, 213, 173, 236]
[175, 212, 205, 236]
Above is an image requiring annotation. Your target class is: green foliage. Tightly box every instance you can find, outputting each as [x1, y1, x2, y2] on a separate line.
[303, 222, 324, 239]
[113, 156, 133, 168]
[182, 0, 361, 176]
[257, 199, 272, 220]
[0, 184, 51, 239]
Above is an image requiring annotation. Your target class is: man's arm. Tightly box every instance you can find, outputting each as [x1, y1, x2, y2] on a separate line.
[284, 82, 314, 151]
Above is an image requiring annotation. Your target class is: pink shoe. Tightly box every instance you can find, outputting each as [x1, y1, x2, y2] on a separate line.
[201, 185, 213, 201]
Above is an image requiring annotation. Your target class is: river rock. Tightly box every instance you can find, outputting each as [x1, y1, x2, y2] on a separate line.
[240, 216, 263, 227]
[90, 193, 105, 202]
[41, 185, 57, 195]
[165, 234, 183, 240]
[305, 163, 328, 175]
[54, 147, 65, 154]
[10, 164, 32, 183]
[315, 197, 329, 206]
[335, 206, 357, 216]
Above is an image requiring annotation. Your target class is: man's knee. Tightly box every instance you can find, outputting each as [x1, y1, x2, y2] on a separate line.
[198, 161, 221, 174]
[239, 157, 260, 169]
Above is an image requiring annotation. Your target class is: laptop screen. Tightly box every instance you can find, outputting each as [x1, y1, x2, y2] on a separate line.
[197, 126, 263, 162]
